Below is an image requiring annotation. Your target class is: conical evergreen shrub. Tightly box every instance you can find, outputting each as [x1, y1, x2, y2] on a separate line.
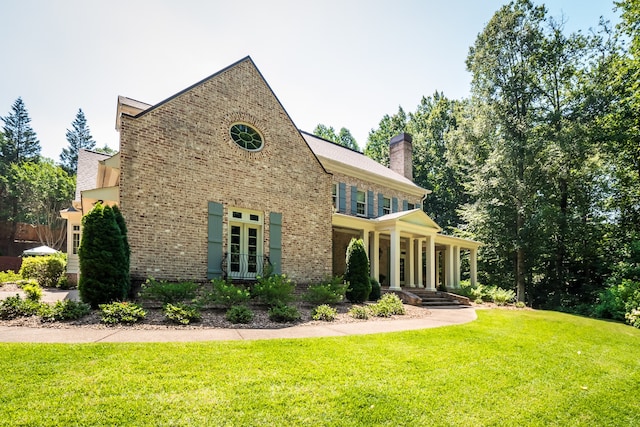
[344, 238, 371, 303]
[78, 203, 130, 308]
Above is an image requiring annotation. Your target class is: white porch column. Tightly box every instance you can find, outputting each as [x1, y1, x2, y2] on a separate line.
[454, 245, 461, 288]
[363, 230, 370, 261]
[371, 231, 380, 281]
[435, 250, 440, 289]
[389, 227, 401, 290]
[417, 238, 424, 288]
[470, 247, 478, 287]
[425, 236, 435, 290]
[445, 245, 454, 289]
[409, 238, 416, 287]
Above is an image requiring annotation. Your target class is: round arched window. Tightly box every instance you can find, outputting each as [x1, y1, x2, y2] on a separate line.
[229, 123, 263, 151]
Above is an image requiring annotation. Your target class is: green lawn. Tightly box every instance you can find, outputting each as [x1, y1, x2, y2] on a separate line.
[2, 310, 639, 426]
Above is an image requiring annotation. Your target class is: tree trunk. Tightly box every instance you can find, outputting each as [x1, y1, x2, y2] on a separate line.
[517, 211, 526, 302]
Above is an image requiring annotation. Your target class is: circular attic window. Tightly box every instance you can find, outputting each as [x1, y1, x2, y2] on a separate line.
[229, 123, 264, 151]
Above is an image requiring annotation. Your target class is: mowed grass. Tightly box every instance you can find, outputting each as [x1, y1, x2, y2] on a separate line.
[1, 310, 639, 426]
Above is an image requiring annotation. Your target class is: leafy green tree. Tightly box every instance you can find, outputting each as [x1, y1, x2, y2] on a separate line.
[313, 124, 360, 151]
[364, 107, 407, 166]
[599, 0, 640, 244]
[78, 203, 130, 307]
[463, 0, 548, 302]
[344, 238, 371, 303]
[60, 109, 96, 174]
[95, 144, 117, 155]
[408, 93, 467, 231]
[8, 159, 74, 249]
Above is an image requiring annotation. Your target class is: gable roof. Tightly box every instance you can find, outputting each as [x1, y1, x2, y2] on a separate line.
[75, 149, 112, 201]
[301, 131, 429, 197]
[376, 208, 442, 232]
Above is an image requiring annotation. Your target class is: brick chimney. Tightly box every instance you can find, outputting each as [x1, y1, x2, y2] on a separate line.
[389, 133, 413, 181]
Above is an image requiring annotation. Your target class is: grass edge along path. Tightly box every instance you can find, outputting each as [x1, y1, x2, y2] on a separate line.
[1, 309, 639, 426]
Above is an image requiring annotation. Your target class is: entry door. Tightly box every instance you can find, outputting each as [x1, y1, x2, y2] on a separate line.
[229, 223, 261, 279]
[400, 251, 406, 285]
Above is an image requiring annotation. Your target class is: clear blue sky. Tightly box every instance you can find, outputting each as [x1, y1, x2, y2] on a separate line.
[0, 0, 619, 161]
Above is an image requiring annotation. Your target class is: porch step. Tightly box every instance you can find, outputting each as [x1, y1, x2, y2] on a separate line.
[403, 289, 471, 307]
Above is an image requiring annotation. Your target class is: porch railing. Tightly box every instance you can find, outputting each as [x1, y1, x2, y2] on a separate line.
[221, 252, 271, 281]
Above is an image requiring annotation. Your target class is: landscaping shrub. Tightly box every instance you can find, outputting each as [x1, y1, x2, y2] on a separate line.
[252, 274, 295, 307]
[99, 301, 146, 325]
[163, 303, 201, 325]
[344, 238, 371, 303]
[226, 305, 254, 324]
[138, 278, 199, 305]
[491, 288, 516, 306]
[348, 305, 369, 320]
[369, 293, 406, 317]
[515, 301, 526, 308]
[625, 308, 640, 328]
[0, 295, 41, 319]
[0, 270, 22, 284]
[267, 304, 300, 323]
[19, 254, 66, 288]
[302, 275, 347, 305]
[22, 284, 42, 302]
[311, 304, 338, 321]
[79, 203, 130, 308]
[594, 279, 640, 321]
[207, 279, 250, 308]
[369, 277, 381, 301]
[39, 300, 91, 322]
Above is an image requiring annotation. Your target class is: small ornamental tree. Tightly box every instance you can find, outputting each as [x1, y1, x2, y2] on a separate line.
[345, 238, 371, 303]
[78, 203, 130, 307]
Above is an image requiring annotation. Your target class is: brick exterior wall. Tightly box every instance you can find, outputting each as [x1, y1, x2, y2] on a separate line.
[118, 58, 332, 283]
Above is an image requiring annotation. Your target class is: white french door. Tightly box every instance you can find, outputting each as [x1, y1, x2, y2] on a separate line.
[228, 209, 263, 279]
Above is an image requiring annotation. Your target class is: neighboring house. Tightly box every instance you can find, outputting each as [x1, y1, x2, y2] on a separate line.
[61, 56, 480, 291]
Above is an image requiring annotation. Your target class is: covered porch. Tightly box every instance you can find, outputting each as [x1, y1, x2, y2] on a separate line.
[332, 210, 480, 291]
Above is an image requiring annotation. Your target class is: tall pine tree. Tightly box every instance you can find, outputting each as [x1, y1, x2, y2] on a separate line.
[60, 108, 96, 174]
[0, 98, 40, 166]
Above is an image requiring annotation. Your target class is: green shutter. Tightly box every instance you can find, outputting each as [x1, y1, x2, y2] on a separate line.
[269, 212, 282, 275]
[207, 201, 224, 279]
[351, 185, 358, 215]
[367, 190, 374, 218]
[338, 182, 346, 213]
[403, 200, 408, 211]
[392, 197, 398, 213]
[378, 193, 384, 217]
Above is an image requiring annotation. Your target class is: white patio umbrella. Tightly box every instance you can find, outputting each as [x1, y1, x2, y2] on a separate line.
[22, 245, 60, 256]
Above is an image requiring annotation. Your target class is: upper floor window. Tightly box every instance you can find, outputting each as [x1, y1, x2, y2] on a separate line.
[229, 123, 264, 151]
[357, 190, 366, 216]
[383, 197, 391, 215]
[407, 203, 415, 210]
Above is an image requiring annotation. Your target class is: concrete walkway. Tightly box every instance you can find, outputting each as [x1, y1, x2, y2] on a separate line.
[0, 288, 477, 343]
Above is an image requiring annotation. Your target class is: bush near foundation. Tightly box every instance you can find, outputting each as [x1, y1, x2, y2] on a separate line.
[138, 278, 199, 305]
[302, 275, 348, 305]
[252, 274, 295, 307]
[344, 238, 371, 303]
[78, 203, 130, 308]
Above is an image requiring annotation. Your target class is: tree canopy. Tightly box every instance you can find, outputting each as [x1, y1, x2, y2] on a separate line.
[313, 124, 360, 151]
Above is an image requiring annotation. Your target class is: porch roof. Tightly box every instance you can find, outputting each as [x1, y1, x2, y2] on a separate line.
[332, 210, 481, 249]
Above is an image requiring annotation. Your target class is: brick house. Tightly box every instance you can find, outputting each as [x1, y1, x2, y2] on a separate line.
[61, 57, 480, 291]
